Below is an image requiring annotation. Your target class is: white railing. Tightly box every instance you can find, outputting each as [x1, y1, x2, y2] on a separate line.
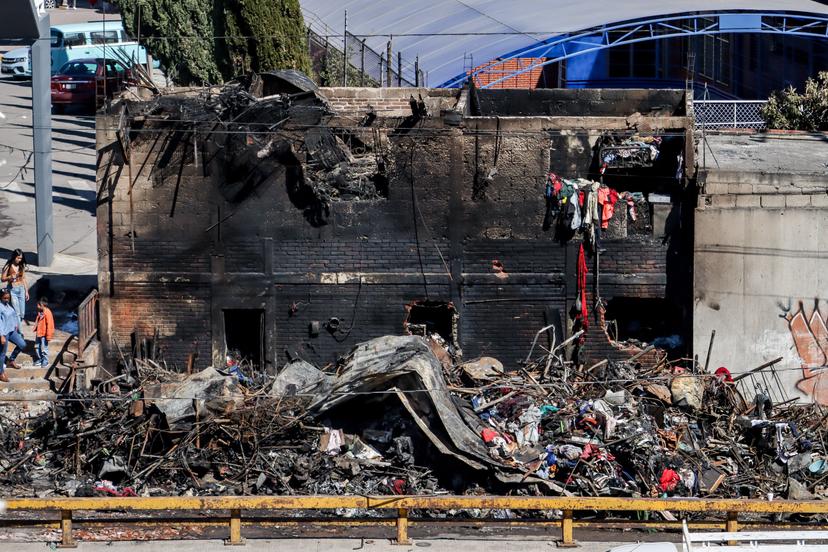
[694, 100, 768, 130]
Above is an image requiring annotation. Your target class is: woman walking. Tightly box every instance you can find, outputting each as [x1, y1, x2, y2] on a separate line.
[2, 249, 29, 325]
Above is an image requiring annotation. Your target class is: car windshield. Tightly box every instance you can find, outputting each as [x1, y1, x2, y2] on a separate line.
[60, 61, 98, 75]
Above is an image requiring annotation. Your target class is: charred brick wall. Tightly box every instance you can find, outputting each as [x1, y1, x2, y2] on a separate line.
[96, 88, 693, 375]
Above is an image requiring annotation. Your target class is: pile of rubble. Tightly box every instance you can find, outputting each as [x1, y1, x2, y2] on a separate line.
[1, 334, 826, 504]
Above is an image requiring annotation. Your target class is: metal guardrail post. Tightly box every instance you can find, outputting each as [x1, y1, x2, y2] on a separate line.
[560, 509, 576, 547]
[59, 510, 76, 548]
[395, 508, 410, 544]
[225, 508, 244, 545]
[726, 511, 739, 546]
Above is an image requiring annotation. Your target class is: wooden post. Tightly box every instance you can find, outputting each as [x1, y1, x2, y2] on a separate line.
[395, 508, 410, 545]
[58, 510, 77, 548]
[415, 56, 419, 87]
[397, 51, 402, 86]
[225, 508, 244, 545]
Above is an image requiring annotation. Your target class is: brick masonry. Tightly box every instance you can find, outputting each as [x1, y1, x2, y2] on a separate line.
[96, 88, 693, 375]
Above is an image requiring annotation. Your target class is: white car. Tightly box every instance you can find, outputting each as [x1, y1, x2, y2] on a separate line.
[1, 47, 32, 78]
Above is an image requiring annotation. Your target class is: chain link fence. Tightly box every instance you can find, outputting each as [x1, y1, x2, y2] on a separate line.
[304, 13, 423, 87]
[694, 100, 768, 130]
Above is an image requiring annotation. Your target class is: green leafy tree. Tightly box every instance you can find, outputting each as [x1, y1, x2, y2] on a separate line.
[112, 0, 312, 86]
[761, 71, 828, 131]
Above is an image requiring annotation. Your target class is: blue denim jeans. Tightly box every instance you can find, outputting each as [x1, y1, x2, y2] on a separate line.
[8, 285, 26, 323]
[0, 330, 26, 373]
[35, 336, 49, 368]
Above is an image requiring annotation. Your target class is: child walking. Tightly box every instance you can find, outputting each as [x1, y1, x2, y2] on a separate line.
[35, 298, 54, 368]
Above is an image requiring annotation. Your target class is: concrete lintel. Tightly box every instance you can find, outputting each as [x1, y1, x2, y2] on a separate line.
[463, 115, 690, 131]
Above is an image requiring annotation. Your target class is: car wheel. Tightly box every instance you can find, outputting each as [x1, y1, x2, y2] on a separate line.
[44, 0, 57, 8]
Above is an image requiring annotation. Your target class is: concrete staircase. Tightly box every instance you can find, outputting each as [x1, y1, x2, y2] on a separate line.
[0, 363, 56, 403]
[0, 327, 78, 404]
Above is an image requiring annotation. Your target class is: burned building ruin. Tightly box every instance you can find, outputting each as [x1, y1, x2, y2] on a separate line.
[96, 75, 695, 375]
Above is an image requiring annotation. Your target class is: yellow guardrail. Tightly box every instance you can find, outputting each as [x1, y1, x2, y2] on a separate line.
[3, 495, 828, 547]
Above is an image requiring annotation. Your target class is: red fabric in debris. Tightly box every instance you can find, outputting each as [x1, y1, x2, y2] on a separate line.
[715, 366, 734, 382]
[660, 469, 681, 492]
[481, 428, 499, 444]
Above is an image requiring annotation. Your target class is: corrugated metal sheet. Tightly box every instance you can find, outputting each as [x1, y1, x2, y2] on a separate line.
[300, 0, 828, 86]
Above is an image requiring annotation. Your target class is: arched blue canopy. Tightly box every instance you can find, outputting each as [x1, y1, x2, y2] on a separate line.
[299, 1, 828, 87]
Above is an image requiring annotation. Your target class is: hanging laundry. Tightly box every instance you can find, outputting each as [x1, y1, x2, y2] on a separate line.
[597, 186, 618, 230]
[569, 192, 582, 230]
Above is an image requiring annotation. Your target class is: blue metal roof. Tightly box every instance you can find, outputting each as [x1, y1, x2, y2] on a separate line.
[300, 0, 828, 87]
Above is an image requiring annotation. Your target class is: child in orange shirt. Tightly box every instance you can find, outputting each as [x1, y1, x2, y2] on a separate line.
[34, 298, 55, 368]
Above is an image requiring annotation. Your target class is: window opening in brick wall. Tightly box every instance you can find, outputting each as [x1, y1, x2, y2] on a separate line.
[603, 297, 684, 351]
[223, 309, 265, 373]
[404, 301, 459, 347]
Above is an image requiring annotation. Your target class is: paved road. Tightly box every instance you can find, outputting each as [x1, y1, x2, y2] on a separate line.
[0, 3, 123, 264]
[2, 539, 642, 552]
[0, 4, 114, 292]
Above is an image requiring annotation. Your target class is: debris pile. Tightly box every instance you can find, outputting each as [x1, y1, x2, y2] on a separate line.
[126, 70, 389, 218]
[1, 335, 827, 504]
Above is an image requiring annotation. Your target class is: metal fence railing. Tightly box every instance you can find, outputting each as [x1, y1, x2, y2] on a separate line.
[77, 289, 99, 357]
[304, 11, 423, 88]
[694, 100, 768, 130]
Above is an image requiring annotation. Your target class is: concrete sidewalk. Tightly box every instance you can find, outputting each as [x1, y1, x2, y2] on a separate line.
[0, 539, 638, 552]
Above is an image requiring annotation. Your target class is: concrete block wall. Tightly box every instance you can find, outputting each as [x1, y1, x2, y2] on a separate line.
[694, 168, 828, 405]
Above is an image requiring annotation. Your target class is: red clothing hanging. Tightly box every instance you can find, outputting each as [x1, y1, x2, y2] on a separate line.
[577, 243, 588, 331]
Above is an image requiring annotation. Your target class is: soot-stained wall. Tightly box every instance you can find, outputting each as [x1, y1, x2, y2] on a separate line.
[96, 87, 693, 374]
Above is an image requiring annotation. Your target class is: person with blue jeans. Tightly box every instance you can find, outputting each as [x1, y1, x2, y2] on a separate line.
[34, 298, 54, 368]
[2, 249, 29, 325]
[0, 289, 26, 382]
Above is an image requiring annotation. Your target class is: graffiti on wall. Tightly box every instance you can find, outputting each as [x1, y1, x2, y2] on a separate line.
[783, 300, 828, 405]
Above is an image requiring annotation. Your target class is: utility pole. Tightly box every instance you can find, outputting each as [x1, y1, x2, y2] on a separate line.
[32, 13, 53, 266]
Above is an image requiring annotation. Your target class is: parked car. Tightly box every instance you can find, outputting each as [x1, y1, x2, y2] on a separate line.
[1, 49, 32, 77]
[2, 21, 153, 79]
[51, 58, 132, 112]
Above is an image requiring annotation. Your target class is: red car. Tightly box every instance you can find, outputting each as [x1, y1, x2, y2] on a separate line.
[51, 58, 132, 112]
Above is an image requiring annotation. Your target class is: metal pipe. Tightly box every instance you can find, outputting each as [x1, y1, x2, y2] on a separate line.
[703, 329, 716, 372]
[386, 39, 392, 87]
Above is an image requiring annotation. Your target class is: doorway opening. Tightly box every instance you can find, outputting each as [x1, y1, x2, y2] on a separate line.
[404, 300, 459, 347]
[223, 309, 265, 372]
